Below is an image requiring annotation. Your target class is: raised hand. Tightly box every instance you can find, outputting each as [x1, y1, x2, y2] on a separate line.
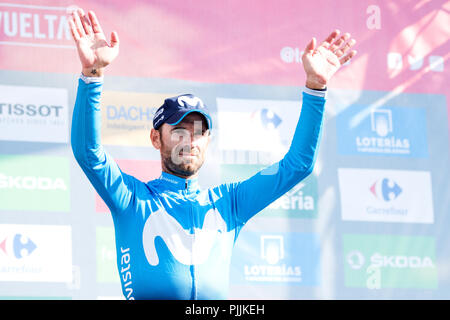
[68, 9, 119, 77]
[302, 30, 357, 89]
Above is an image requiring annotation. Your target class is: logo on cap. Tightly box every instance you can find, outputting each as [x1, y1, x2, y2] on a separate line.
[178, 96, 205, 109]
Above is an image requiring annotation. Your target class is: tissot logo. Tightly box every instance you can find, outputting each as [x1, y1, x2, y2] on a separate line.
[0, 85, 68, 143]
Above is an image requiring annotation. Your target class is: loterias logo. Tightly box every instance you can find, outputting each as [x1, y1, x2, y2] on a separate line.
[0, 155, 70, 212]
[0, 85, 68, 143]
[343, 234, 437, 289]
[0, 224, 72, 282]
[338, 168, 434, 224]
[336, 103, 428, 158]
[231, 232, 320, 285]
[101, 91, 176, 147]
[220, 164, 318, 218]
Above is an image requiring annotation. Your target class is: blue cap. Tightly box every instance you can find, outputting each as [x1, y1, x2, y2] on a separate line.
[153, 94, 212, 130]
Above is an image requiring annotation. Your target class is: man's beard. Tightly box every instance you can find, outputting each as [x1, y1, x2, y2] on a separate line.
[161, 148, 205, 178]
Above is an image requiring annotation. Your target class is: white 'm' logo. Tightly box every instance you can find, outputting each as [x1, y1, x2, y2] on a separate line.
[178, 96, 205, 109]
[142, 207, 232, 266]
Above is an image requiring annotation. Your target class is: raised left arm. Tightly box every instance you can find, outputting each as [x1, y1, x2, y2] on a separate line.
[230, 30, 357, 225]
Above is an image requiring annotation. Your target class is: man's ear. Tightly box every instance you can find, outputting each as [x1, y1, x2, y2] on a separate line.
[150, 128, 161, 150]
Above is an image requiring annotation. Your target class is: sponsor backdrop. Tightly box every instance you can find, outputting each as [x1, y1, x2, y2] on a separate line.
[0, 0, 449, 299]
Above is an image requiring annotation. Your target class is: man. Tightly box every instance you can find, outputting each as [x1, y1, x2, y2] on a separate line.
[69, 9, 356, 300]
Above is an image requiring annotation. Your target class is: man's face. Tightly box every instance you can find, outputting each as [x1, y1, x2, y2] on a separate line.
[152, 112, 211, 178]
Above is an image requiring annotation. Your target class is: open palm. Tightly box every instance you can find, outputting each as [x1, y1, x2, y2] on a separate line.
[302, 30, 357, 89]
[69, 9, 119, 75]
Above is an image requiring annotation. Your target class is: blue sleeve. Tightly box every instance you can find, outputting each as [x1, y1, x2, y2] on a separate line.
[71, 78, 135, 214]
[231, 91, 325, 225]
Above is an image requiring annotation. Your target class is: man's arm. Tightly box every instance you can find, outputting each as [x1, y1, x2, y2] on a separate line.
[69, 9, 136, 214]
[71, 77, 136, 213]
[230, 30, 357, 225]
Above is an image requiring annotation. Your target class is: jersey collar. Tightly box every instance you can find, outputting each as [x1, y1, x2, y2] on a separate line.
[158, 171, 200, 192]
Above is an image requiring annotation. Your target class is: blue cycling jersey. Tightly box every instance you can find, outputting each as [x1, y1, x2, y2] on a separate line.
[71, 78, 326, 300]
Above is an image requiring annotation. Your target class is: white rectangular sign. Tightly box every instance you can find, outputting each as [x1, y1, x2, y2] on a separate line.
[0, 85, 68, 143]
[338, 168, 434, 224]
[0, 224, 72, 282]
[216, 97, 301, 158]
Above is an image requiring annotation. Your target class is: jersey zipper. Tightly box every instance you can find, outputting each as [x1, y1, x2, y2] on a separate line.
[186, 180, 197, 299]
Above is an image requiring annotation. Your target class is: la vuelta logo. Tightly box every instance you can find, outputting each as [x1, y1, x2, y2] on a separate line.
[0, 3, 77, 48]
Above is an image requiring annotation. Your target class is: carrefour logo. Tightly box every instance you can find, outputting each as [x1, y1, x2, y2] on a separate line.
[231, 232, 320, 286]
[343, 234, 437, 289]
[0, 224, 72, 283]
[251, 108, 282, 130]
[336, 102, 428, 158]
[338, 168, 433, 224]
[217, 97, 300, 155]
[0, 234, 37, 260]
[369, 178, 402, 202]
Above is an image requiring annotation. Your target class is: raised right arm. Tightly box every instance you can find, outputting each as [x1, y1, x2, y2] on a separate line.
[71, 77, 135, 213]
[70, 9, 135, 213]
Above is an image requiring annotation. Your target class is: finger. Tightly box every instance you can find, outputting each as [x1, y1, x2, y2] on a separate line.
[88, 11, 104, 34]
[340, 50, 357, 65]
[304, 37, 316, 52]
[68, 18, 80, 41]
[78, 8, 93, 36]
[72, 10, 86, 37]
[320, 29, 340, 49]
[329, 33, 350, 53]
[340, 38, 356, 55]
[110, 31, 119, 48]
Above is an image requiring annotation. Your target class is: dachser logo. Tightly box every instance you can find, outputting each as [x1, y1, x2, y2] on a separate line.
[0, 85, 68, 143]
[100, 91, 176, 147]
[0, 155, 70, 212]
[0, 3, 76, 49]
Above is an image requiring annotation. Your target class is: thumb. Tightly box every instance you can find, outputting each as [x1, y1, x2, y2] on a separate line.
[305, 37, 316, 52]
[110, 31, 119, 48]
